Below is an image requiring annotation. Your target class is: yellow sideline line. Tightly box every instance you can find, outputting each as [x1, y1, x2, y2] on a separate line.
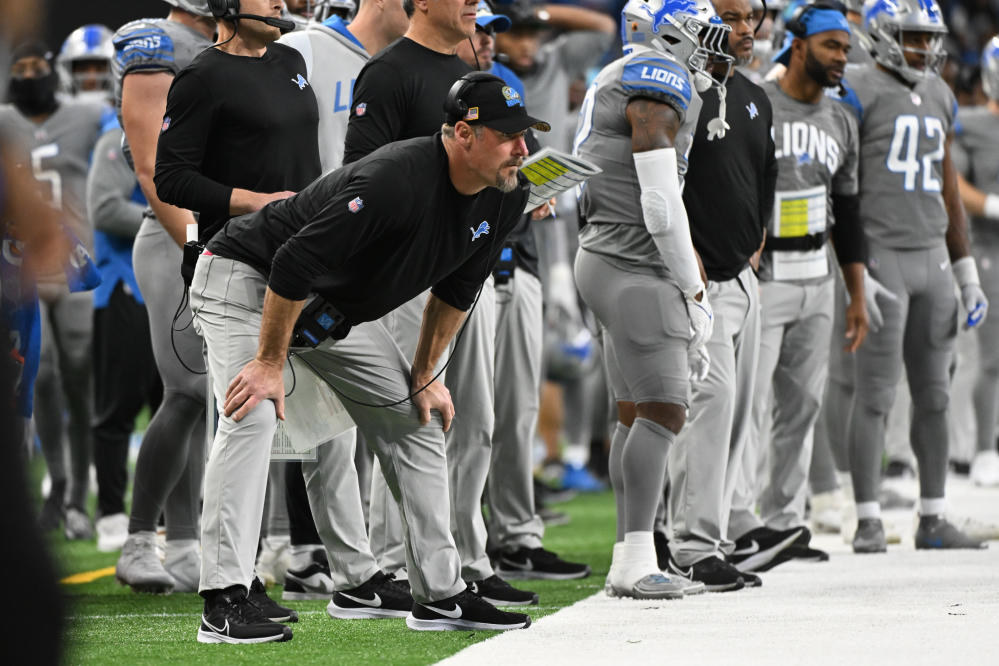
[61, 566, 116, 585]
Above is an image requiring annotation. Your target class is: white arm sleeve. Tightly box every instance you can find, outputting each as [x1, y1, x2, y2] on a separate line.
[633, 147, 702, 296]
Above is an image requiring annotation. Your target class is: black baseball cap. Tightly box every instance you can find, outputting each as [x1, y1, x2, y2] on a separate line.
[457, 76, 551, 133]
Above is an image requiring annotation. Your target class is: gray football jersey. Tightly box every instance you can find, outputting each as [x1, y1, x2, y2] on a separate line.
[574, 48, 702, 277]
[954, 106, 999, 244]
[0, 100, 105, 249]
[841, 65, 956, 249]
[111, 18, 212, 168]
[759, 80, 859, 282]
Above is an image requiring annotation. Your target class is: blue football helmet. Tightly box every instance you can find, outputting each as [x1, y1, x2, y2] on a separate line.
[863, 0, 947, 84]
[621, 0, 733, 91]
[982, 36, 999, 102]
[57, 24, 114, 98]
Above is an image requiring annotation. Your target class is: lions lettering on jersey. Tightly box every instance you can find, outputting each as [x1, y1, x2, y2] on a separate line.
[113, 27, 176, 69]
[773, 121, 843, 174]
[622, 57, 692, 114]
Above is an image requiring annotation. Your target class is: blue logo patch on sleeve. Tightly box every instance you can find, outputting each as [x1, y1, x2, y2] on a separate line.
[621, 57, 692, 112]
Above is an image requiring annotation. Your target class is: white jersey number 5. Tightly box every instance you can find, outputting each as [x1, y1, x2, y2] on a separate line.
[31, 143, 63, 209]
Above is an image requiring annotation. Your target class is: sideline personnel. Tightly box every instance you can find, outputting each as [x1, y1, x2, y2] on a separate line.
[152, 0, 317, 635]
[190, 74, 546, 642]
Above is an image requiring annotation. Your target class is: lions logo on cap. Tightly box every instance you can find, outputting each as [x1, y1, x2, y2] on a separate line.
[502, 86, 523, 108]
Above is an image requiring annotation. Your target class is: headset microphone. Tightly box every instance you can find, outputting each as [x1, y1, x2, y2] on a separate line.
[232, 14, 297, 32]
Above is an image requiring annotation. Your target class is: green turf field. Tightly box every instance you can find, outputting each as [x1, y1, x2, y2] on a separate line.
[52, 489, 614, 665]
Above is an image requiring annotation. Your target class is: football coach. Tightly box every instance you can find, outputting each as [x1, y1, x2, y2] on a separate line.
[189, 73, 550, 643]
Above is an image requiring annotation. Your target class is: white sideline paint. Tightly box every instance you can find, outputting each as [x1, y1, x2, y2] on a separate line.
[440, 476, 999, 665]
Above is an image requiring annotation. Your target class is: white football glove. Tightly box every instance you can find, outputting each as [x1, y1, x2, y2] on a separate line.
[953, 257, 988, 328]
[860, 269, 899, 332]
[688, 346, 711, 383]
[685, 289, 713, 352]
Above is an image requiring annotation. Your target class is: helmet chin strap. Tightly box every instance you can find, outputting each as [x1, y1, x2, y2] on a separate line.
[706, 81, 729, 141]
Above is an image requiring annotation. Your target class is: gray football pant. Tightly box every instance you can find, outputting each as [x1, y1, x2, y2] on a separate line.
[35, 287, 92, 510]
[444, 279, 497, 581]
[849, 241, 957, 505]
[301, 431, 381, 590]
[973, 238, 999, 455]
[669, 268, 760, 566]
[191, 256, 463, 603]
[742, 277, 834, 534]
[488, 272, 545, 551]
[129, 219, 206, 539]
[369, 293, 429, 576]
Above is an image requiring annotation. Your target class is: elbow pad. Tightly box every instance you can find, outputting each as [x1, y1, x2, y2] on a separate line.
[633, 148, 702, 296]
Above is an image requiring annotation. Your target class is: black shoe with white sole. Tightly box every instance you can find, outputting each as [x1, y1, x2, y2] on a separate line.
[282, 550, 334, 601]
[327, 571, 413, 619]
[407, 588, 532, 631]
[468, 575, 539, 606]
[248, 576, 298, 623]
[669, 555, 745, 592]
[496, 547, 590, 580]
[728, 526, 803, 573]
[197, 588, 293, 644]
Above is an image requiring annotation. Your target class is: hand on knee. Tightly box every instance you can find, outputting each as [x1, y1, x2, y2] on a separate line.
[635, 402, 685, 435]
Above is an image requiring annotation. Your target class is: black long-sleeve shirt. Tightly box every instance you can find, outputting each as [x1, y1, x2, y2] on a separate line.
[343, 37, 471, 164]
[154, 44, 321, 242]
[684, 71, 777, 282]
[208, 135, 529, 324]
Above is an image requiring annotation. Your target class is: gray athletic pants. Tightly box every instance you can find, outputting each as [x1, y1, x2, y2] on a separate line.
[191, 255, 464, 603]
[369, 293, 429, 577]
[973, 236, 999, 455]
[128, 219, 205, 539]
[488, 271, 545, 551]
[742, 276, 834, 534]
[443, 279, 497, 582]
[669, 268, 760, 565]
[34, 286, 93, 510]
[849, 241, 957, 505]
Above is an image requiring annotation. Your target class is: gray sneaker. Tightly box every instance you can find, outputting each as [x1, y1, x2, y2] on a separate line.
[612, 573, 686, 600]
[64, 506, 93, 541]
[164, 541, 201, 593]
[853, 518, 887, 554]
[915, 515, 988, 550]
[116, 532, 176, 594]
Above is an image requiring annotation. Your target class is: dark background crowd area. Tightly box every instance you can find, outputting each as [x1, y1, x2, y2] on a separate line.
[37, 0, 999, 111]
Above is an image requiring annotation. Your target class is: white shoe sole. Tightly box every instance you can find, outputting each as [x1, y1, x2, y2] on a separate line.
[405, 615, 531, 631]
[326, 600, 409, 619]
[196, 629, 290, 644]
[115, 573, 174, 594]
[495, 567, 590, 581]
[477, 594, 538, 607]
[281, 590, 331, 601]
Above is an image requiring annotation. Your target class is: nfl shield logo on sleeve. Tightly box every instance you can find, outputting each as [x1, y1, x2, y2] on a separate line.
[356, 103, 367, 116]
[161, 116, 171, 132]
[348, 197, 364, 213]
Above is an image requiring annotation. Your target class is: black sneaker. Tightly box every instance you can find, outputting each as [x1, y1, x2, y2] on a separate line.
[406, 588, 531, 631]
[728, 526, 803, 573]
[38, 479, 66, 532]
[669, 555, 744, 592]
[739, 571, 762, 587]
[197, 587, 293, 644]
[783, 527, 830, 563]
[496, 547, 591, 580]
[282, 550, 334, 601]
[248, 576, 298, 623]
[327, 571, 413, 619]
[915, 515, 988, 550]
[468, 575, 538, 606]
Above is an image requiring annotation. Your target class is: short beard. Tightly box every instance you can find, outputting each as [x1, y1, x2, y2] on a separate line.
[495, 171, 519, 192]
[804, 48, 839, 88]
